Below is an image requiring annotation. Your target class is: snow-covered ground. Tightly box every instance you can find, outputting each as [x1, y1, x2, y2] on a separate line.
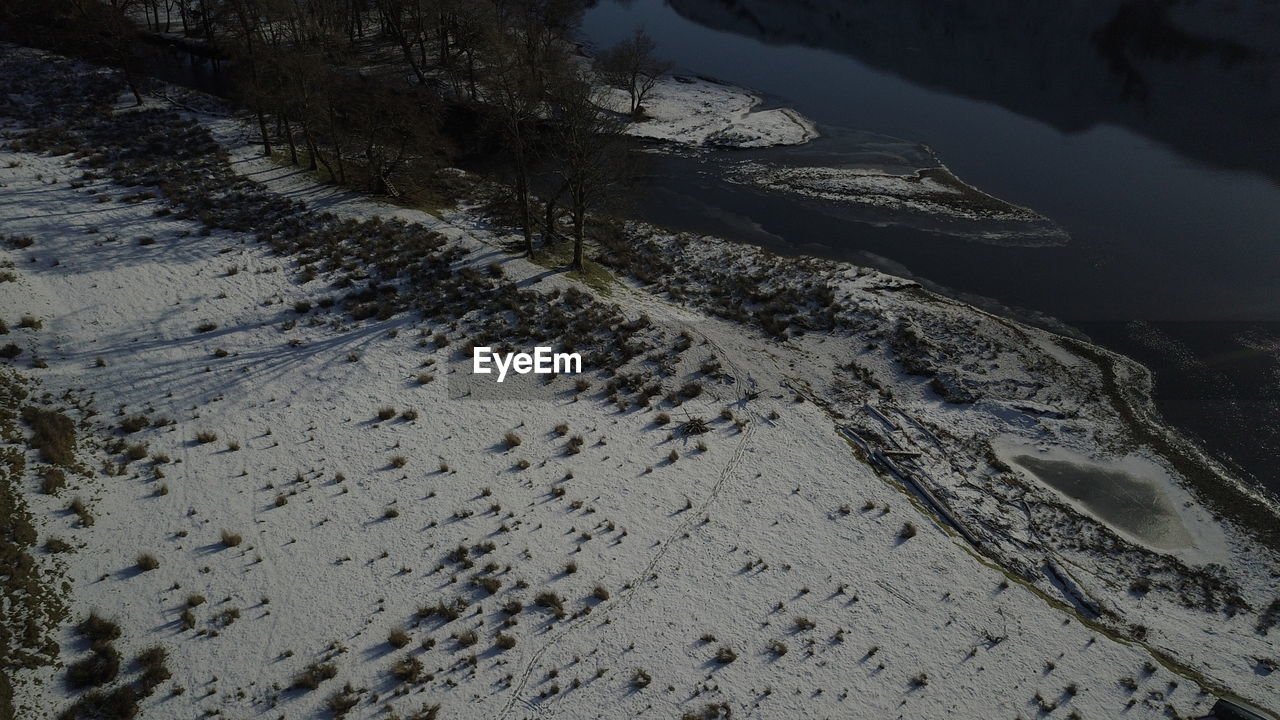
[601, 75, 819, 148]
[2, 46, 1277, 720]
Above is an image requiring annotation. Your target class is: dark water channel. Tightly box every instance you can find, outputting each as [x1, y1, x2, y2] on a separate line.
[581, 0, 1280, 498]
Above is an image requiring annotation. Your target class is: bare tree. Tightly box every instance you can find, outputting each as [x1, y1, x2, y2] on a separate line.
[0, 0, 146, 101]
[548, 71, 630, 271]
[224, 0, 277, 155]
[481, 2, 580, 257]
[445, 1, 494, 101]
[595, 27, 670, 119]
[67, 0, 147, 104]
[483, 32, 543, 256]
[502, 0, 585, 88]
[275, 48, 330, 174]
[344, 80, 441, 196]
[375, 0, 435, 85]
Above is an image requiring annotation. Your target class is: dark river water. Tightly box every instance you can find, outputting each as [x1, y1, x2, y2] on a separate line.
[581, 0, 1280, 497]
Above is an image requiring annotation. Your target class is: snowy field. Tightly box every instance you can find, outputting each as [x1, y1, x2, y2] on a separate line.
[1, 47, 1277, 720]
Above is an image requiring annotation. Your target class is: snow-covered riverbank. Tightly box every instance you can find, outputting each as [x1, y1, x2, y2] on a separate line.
[602, 74, 819, 148]
[2, 46, 1277, 720]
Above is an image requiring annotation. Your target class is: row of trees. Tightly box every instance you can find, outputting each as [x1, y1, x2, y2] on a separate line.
[2, 0, 673, 272]
[224, 0, 673, 270]
[242, 51, 441, 197]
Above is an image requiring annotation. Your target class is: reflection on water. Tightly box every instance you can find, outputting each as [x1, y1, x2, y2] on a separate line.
[1013, 455, 1192, 549]
[665, 0, 1280, 183]
[581, 0, 1280, 497]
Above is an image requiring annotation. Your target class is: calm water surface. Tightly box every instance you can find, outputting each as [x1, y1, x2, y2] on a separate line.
[581, 0, 1280, 496]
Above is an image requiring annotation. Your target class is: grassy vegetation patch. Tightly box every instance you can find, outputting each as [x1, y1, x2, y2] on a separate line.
[0, 369, 69, 720]
[916, 167, 1037, 217]
[57, 615, 170, 719]
[21, 406, 76, 467]
[527, 239, 619, 295]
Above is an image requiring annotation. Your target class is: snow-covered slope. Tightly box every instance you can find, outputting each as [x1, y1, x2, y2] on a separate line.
[1, 46, 1276, 720]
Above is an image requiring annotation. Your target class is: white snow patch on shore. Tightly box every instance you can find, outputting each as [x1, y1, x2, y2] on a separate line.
[602, 75, 818, 148]
[725, 161, 1071, 246]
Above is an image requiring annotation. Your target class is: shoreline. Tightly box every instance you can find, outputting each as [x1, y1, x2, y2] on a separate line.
[1057, 334, 1280, 546]
[610, 81, 1278, 519]
[913, 289, 1280, 543]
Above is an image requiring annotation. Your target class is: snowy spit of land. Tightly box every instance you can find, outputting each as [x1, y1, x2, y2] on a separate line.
[722, 161, 1071, 247]
[601, 74, 819, 149]
[1, 46, 1278, 720]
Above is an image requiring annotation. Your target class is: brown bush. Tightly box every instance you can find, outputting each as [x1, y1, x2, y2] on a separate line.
[388, 628, 411, 648]
[21, 406, 76, 466]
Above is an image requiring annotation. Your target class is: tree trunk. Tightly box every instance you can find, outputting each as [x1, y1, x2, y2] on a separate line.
[256, 110, 272, 156]
[284, 117, 298, 164]
[466, 48, 476, 101]
[303, 125, 319, 171]
[571, 188, 586, 271]
[315, 148, 335, 182]
[437, 17, 449, 67]
[544, 180, 569, 242]
[571, 212, 584, 271]
[394, 34, 428, 84]
[516, 174, 532, 257]
[307, 128, 332, 179]
[512, 140, 532, 256]
[199, 0, 213, 41]
[365, 142, 385, 194]
[124, 71, 143, 106]
[326, 103, 344, 183]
